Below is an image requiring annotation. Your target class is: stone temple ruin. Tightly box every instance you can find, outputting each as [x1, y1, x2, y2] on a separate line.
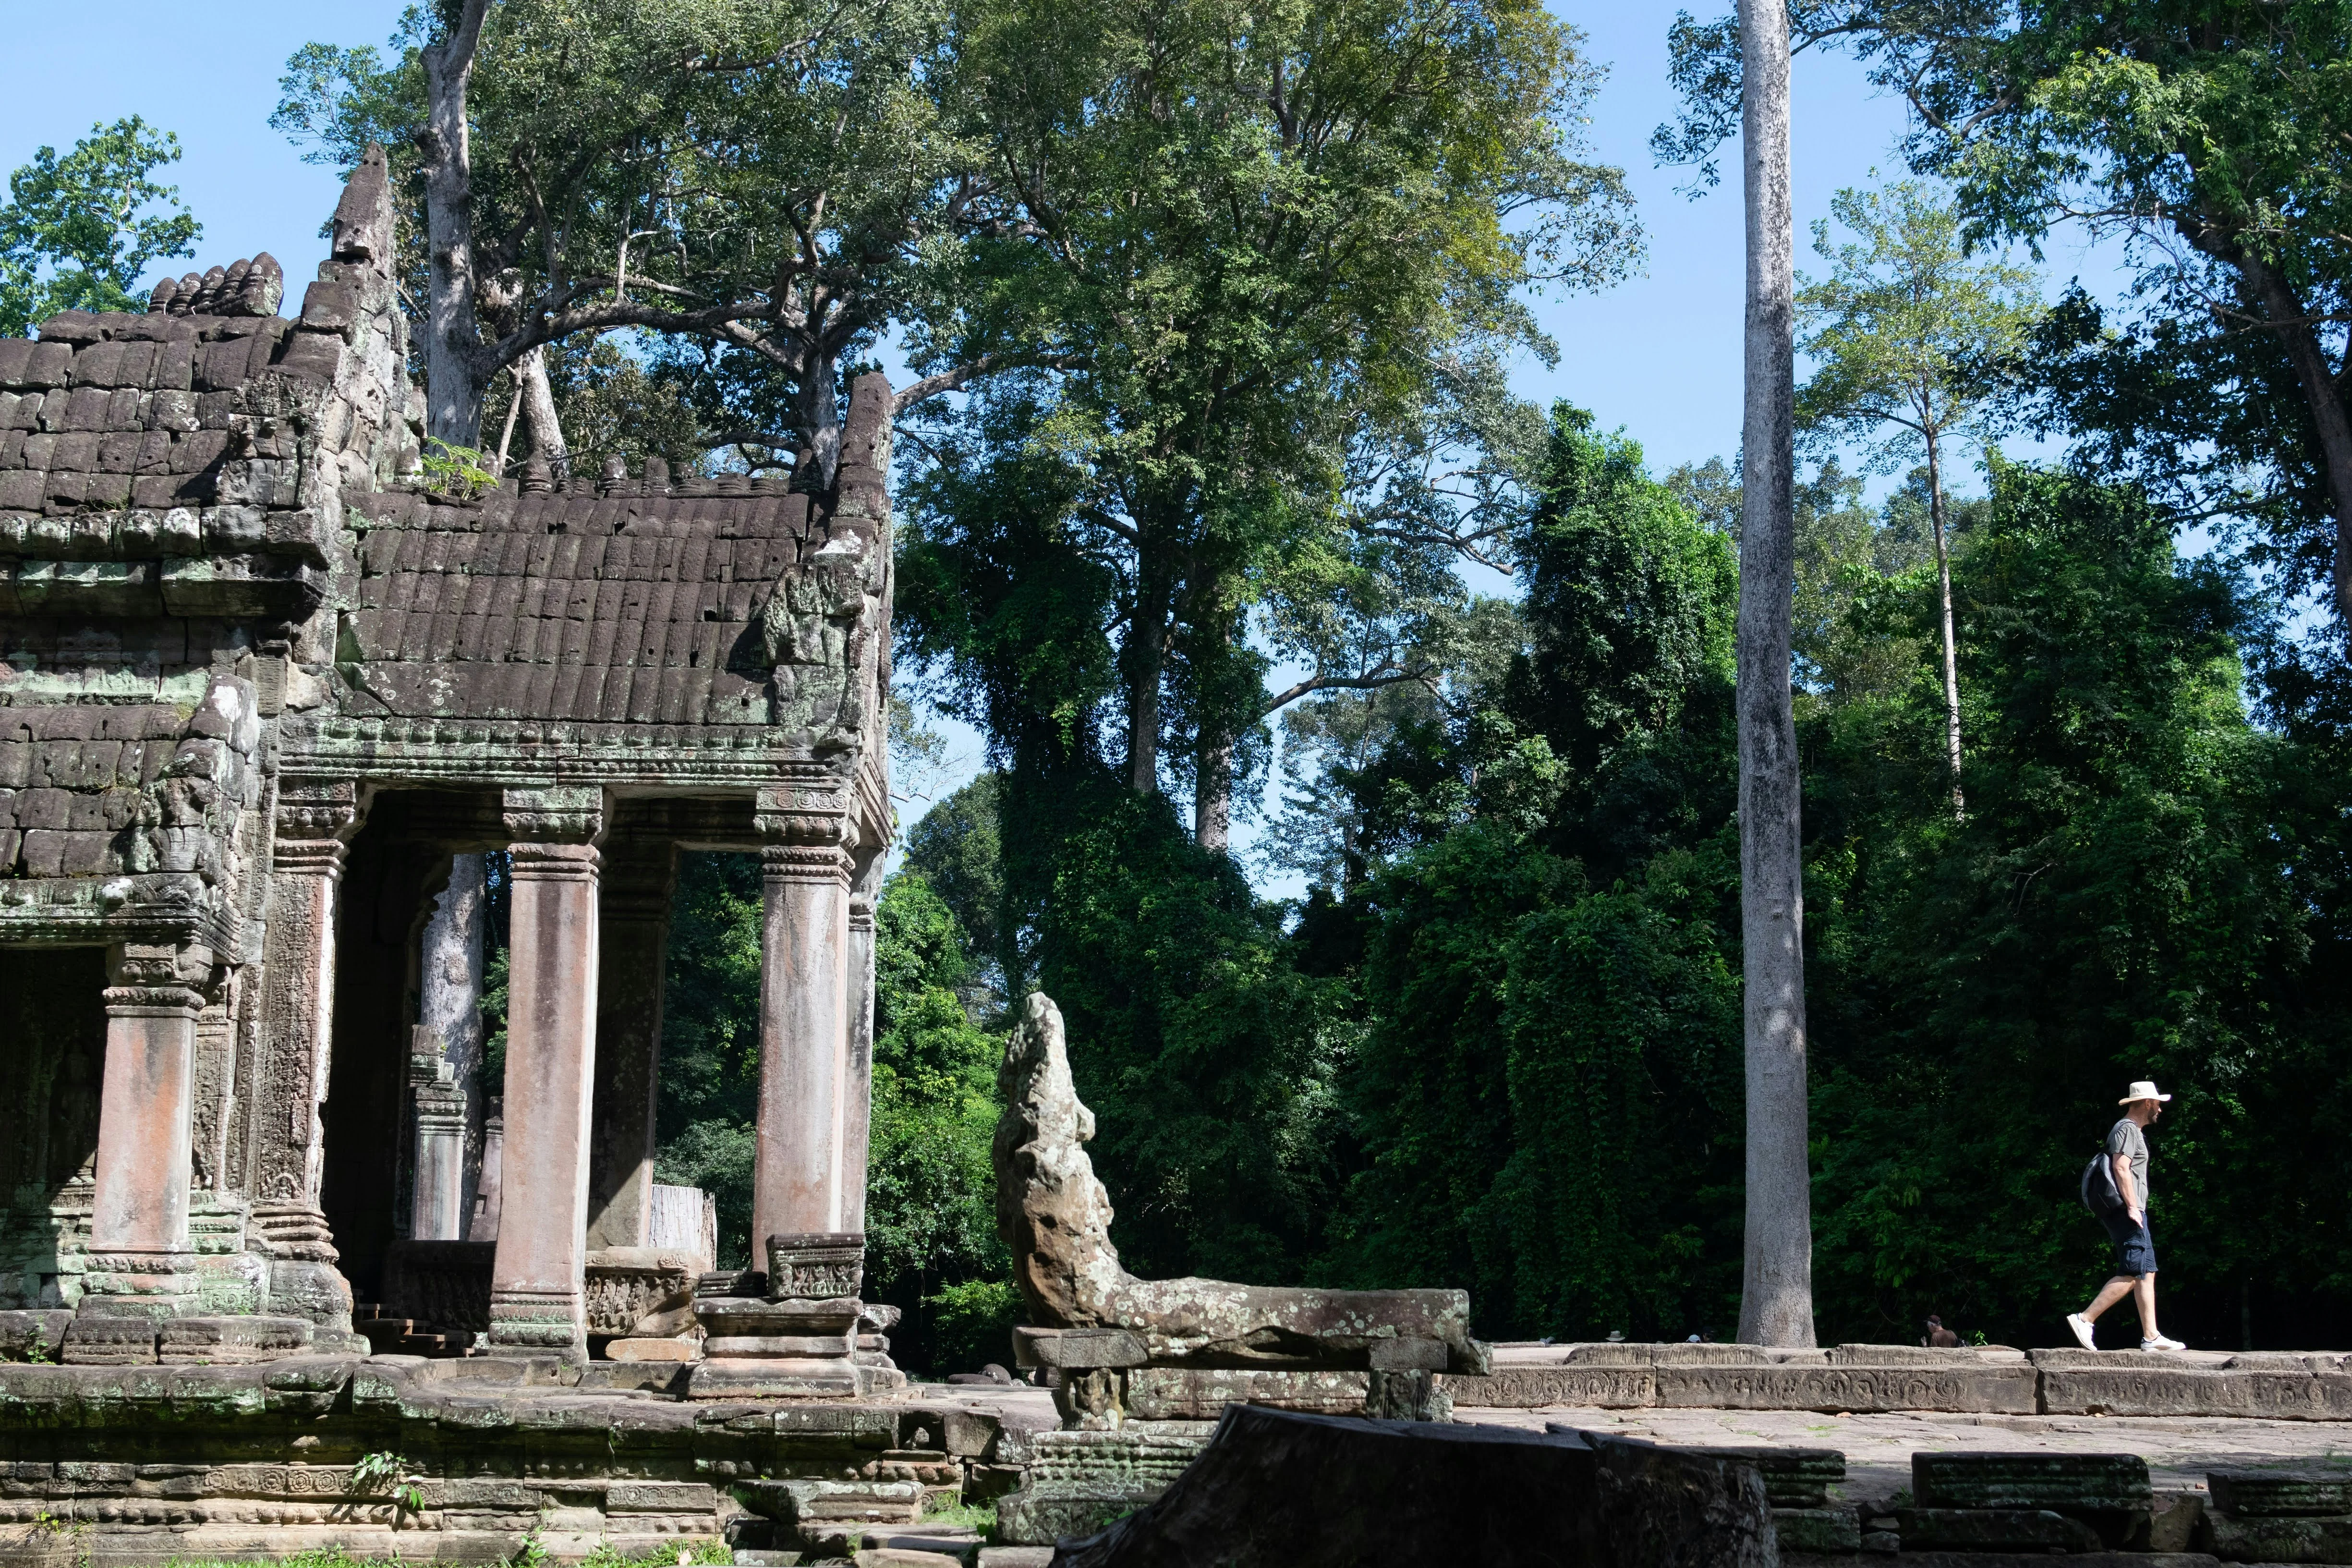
[8, 150, 2352, 1568]
[0, 145, 897, 1383]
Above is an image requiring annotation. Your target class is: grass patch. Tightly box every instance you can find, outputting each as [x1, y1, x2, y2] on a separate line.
[148, 1544, 733, 1568]
[917, 1497, 997, 1534]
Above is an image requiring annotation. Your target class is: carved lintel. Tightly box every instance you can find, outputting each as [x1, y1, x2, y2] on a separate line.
[503, 784, 607, 844]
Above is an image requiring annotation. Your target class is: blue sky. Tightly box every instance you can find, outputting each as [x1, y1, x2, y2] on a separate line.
[3, 1, 2143, 891]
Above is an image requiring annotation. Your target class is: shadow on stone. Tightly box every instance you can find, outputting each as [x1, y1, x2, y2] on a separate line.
[1044, 1405, 1777, 1568]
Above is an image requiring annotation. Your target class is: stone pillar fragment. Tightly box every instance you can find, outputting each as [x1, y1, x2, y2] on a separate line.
[246, 781, 362, 1334]
[841, 851, 883, 1235]
[751, 784, 855, 1252]
[586, 839, 678, 1250]
[409, 1035, 470, 1241]
[76, 942, 212, 1321]
[419, 853, 489, 1234]
[487, 785, 605, 1355]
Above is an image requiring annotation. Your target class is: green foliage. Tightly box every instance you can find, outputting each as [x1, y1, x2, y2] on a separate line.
[418, 439, 500, 499]
[1795, 180, 2040, 476]
[1803, 465, 2352, 1341]
[1512, 404, 1738, 789]
[348, 1451, 422, 1514]
[650, 856, 1011, 1371]
[0, 117, 200, 337]
[654, 854, 764, 1267]
[864, 873, 1011, 1372]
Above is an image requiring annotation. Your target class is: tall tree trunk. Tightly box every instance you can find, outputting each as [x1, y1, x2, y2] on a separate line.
[1128, 573, 1171, 796]
[2230, 245, 2352, 615]
[1195, 734, 1233, 851]
[1734, 0, 1815, 1349]
[515, 345, 570, 480]
[1926, 433, 1964, 817]
[418, 0, 494, 448]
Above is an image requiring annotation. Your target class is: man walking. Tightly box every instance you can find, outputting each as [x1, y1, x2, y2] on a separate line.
[2067, 1082, 2185, 1351]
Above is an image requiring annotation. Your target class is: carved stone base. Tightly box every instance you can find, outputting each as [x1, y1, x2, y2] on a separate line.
[159, 1314, 315, 1364]
[686, 1291, 900, 1398]
[488, 1286, 584, 1356]
[75, 1250, 201, 1319]
[251, 1203, 358, 1339]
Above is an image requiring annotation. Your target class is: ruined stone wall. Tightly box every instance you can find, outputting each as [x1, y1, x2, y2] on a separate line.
[0, 148, 418, 1312]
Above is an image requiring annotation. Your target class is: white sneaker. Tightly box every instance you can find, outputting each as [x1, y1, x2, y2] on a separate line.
[2142, 1334, 2186, 1351]
[2066, 1313, 2097, 1350]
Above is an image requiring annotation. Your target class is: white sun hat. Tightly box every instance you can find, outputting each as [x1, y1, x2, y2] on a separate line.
[2119, 1080, 2173, 1105]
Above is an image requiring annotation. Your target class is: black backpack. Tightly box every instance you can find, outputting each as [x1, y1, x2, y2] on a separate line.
[2080, 1145, 2124, 1215]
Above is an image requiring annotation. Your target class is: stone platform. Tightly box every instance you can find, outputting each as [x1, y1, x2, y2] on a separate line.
[0, 1356, 1051, 1566]
[1447, 1342, 2352, 1419]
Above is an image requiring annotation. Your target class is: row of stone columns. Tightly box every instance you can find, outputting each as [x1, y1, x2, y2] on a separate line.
[70, 778, 882, 1362]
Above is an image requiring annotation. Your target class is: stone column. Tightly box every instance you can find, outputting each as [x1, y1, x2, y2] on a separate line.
[77, 942, 212, 1320]
[409, 1037, 470, 1241]
[586, 839, 678, 1250]
[840, 847, 885, 1235]
[751, 785, 855, 1254]
[248, 780, 363, 1333]
[419, 854, 490, 1236]
[487, 785, 605, 1355]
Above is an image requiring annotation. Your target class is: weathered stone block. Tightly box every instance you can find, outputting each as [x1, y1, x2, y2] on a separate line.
[1898, 1507, 2107, 1553]
[1013, 1326, 1149, 1370]
[158, 1315, 314, 1364]
[0, 1311, 71, 1363]
[1914, 1450, 2152, 1512]
[2039, 1364, 2335, 1419]
[60, 1316, 163, 1366]
[604, 1337, 698, 1362]
[1775, 1506, 1862, 1553]
[1367, 1336, 1448, 1372]
[684, 1358, 861, 1399]
[1652, 1361, 2037, 1413]
[2211, 1473, 2352, 1517]
[2205, 1512, 2352, 1563]
[1702, 1446, 1845, 1507]
[1444, 1363, 1656, 1408]
[1120, 1366, 1372, 1421]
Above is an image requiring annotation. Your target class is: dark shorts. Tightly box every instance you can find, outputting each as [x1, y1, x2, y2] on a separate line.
[2100, 1209, 2158, 1276]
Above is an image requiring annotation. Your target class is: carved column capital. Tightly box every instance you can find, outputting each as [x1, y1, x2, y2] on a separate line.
[107, 942, 213, 1005]
[274, 779, 364, 846]
[503, 784, 608, 844]
[848, 898, 875, 933]
[757, 782, 851, 885]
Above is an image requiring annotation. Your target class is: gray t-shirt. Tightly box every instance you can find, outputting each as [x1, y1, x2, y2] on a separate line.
[2106, 1118, 2150, 1212]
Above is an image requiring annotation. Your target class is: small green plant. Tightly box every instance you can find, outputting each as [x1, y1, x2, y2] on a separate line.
[350, 1450, 424, 1514]
[419, 438, 499, 499]
[921, 1496, 997, 1533]
[509, 1526, 550, 1568]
